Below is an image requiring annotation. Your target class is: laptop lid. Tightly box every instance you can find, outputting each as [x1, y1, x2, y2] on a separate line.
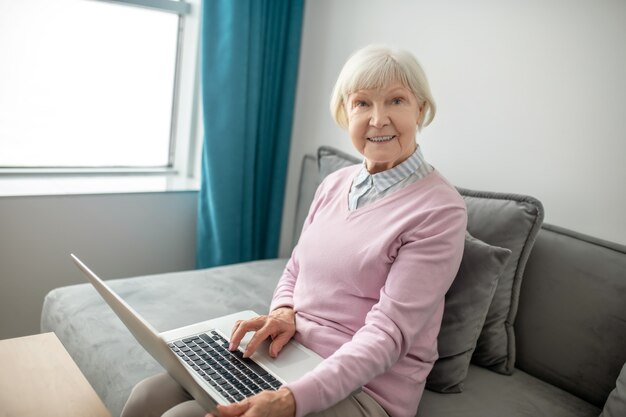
[71, 253, 228, 412]
[70, 254, 324, 412]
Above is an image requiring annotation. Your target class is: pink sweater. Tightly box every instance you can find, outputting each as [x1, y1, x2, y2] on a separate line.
[271, 165, 467, 417]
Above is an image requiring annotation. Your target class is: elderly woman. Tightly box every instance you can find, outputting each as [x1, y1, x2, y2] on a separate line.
[122, 44, 467, 417]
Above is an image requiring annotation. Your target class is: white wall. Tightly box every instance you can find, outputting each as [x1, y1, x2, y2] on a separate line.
[279, 0, 626, 256]
[0, 192, 197, 339]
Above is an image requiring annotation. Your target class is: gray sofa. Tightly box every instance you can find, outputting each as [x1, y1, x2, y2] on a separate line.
[41, 147, 626, 417]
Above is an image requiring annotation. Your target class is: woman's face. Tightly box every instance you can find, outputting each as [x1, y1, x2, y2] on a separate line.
[345, 83, 423, 174]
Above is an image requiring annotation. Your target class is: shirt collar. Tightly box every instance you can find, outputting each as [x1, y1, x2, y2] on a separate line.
[354, 146, 427, 193]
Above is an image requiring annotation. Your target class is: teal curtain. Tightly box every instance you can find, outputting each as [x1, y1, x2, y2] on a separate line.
[196, 0, 304, 268]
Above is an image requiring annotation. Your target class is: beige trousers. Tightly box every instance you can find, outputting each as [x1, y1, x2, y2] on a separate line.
[120, 372, 389, 417]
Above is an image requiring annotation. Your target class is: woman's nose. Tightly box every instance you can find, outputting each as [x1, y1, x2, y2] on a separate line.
[369, 105, 390, 128]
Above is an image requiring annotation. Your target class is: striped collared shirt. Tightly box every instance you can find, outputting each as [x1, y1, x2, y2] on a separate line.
[348, 146, 433, 211]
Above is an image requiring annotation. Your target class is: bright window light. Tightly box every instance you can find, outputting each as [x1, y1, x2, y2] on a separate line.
[0, 0, 179, 168]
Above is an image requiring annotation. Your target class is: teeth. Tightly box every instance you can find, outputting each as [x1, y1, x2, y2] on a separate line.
[368, 135, 394, 142]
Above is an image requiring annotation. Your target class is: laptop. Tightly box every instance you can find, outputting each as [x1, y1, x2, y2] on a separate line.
[70, 254, 323, 413]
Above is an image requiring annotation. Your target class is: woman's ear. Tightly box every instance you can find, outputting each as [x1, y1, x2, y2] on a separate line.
[416, 101, 426, 125]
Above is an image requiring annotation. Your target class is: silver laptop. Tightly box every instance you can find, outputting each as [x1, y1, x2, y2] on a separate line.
[70, 254, 323, 413]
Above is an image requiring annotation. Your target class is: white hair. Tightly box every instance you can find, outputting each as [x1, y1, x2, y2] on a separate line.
[330, 45, 436, 130]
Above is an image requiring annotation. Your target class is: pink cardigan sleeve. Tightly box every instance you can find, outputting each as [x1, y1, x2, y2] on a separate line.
[284, 205, 466, 417]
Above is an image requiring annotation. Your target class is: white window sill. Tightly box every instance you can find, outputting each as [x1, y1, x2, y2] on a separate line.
[0, 173, 200, 197]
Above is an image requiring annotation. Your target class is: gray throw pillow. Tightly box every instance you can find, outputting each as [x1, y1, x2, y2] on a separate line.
[458, 188, 544, 375]
[426, 232, 512, 393]
[318, 146, 360, 180]
[600, 362, 626, 417]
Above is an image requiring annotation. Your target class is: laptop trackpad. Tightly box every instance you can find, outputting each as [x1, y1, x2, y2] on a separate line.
[271, 342, 311, 368]
[252, 340, 323, 383]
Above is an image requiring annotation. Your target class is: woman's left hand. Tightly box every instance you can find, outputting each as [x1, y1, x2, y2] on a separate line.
[205, 387, 296, 417]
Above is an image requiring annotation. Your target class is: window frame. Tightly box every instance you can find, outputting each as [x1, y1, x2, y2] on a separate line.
[0, 0, 202, 180]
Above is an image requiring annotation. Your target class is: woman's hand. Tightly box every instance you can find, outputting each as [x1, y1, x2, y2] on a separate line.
[206, 387, 295, 417]
[229, 307, 296, 358]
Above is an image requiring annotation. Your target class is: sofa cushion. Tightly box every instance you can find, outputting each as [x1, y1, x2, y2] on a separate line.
[600, 362, 626, 417]
[515, 224, 626, 407]
[292, 154, 321, 250]
[41, 259, 288, 417]
[418, 365, 600, 417]
[457, 187, 544, 375]
[426, 232, 511, 393]
[317, 146, 360, 180]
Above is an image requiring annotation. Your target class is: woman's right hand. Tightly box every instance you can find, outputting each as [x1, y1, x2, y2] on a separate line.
[229, 307, 296, 358]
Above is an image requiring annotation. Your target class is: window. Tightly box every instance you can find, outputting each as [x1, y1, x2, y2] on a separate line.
[0, 0, 199, 173]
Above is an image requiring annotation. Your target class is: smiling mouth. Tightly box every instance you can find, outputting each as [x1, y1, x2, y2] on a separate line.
[367, 135, 396, 143]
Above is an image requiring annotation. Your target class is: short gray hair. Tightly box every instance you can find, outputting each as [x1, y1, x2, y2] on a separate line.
[330, 45, 436, 130]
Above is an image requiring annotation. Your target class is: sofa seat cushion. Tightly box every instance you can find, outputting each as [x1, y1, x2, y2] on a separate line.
[41, 259, 287, 417]
[417, 365, 600, 417]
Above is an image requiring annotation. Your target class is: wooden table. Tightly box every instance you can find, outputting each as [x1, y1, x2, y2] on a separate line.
[0, 332, 111, 417]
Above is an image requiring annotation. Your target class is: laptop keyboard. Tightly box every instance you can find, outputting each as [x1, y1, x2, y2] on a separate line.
[168, 330, 283, 403]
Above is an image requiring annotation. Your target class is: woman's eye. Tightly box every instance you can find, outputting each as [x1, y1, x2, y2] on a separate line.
[354, 100, 368, 108]
[392, 97, 403, 105]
